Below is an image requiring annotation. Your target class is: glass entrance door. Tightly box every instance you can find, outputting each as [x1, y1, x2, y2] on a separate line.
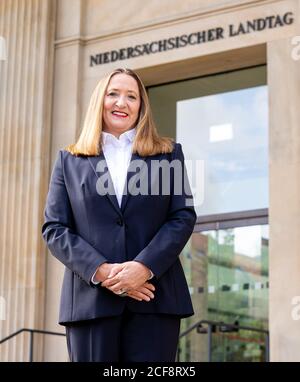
[179, 224, 269, 362]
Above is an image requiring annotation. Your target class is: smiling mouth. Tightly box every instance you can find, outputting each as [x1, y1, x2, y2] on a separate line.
[112, 111, 128, 118]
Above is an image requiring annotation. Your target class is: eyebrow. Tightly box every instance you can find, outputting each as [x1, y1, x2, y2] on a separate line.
[107, 88, 138, 96]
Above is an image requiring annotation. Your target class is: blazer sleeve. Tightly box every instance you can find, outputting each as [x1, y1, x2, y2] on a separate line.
[134, 143, 197, 278]
[42, 150, 108, 286]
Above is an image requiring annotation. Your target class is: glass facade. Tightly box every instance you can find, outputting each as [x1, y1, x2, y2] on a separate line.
[179, 225, 269, 362]
[176, 85, 268, 216]
[148, 65, 269, 362]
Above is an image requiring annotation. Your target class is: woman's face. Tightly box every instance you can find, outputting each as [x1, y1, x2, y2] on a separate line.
[103, 73, 141, 137]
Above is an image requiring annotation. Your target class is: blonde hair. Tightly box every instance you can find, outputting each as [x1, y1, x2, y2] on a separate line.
[66, 68, 174, 156]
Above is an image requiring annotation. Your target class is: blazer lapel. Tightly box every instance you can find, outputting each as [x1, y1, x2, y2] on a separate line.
[120, 152, 148, 212]
[87, 154, 122, 217]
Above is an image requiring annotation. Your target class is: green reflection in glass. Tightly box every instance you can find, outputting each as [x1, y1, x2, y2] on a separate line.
[179, 225, 269, 362]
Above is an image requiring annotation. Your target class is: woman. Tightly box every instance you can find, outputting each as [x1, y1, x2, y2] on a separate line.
[42, 68, 196, 362]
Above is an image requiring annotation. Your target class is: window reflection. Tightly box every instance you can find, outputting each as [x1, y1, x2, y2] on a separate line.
[177, 85, 268, 216]
[179, 225, 269, 362]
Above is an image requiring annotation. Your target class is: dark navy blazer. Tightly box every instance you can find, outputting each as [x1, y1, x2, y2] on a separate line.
[42, 143, 196, 325]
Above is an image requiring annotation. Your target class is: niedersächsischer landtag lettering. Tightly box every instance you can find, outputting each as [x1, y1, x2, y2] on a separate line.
[89, 11, 294, 67]
[229, 12, 294, 37]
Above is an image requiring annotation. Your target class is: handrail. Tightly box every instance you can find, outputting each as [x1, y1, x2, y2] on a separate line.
[0, 328, 66, 362]
[2, 322, 269, 362]
[178, 319, 269, 362]
[179, 320, 203, 338]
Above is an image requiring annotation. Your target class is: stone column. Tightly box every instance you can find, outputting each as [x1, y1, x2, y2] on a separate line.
[0, 0, 56, 361]
[268, 10, 300, 361]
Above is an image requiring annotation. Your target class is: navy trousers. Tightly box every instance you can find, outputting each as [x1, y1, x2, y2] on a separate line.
[65, 309, 181, 362]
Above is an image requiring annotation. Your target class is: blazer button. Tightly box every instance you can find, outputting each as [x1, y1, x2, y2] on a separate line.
[116, 218, 124, 226]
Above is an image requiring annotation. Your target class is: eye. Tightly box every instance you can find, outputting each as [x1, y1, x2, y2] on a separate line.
[128, 95, 136, 100]
[107, 92, 117, 97]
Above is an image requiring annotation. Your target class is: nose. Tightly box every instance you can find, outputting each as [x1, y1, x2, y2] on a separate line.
[115, 95, 126, 108]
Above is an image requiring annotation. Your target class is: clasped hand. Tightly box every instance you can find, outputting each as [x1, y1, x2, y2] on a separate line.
[96, 261, 155, 302]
